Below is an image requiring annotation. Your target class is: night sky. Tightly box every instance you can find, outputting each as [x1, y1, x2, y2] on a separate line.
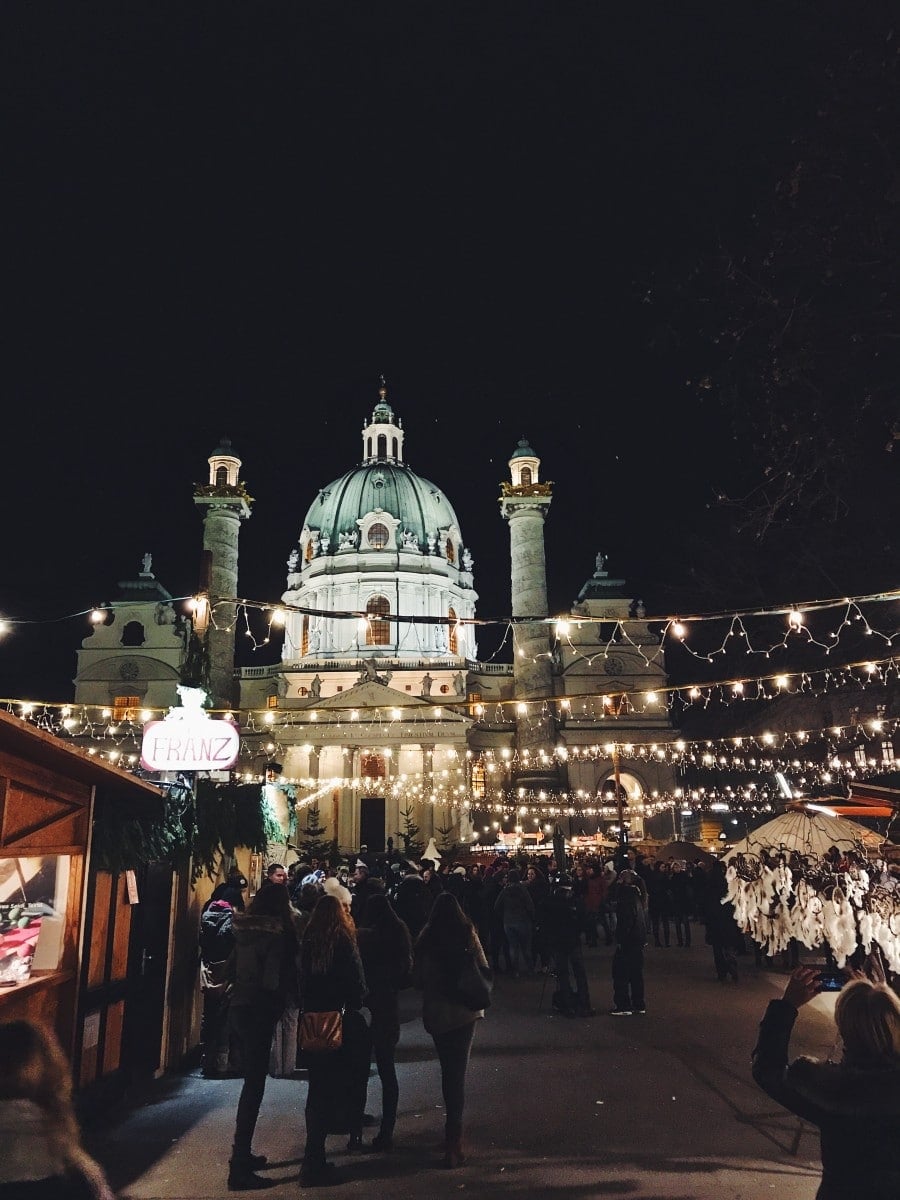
[3, 3, 896, 703]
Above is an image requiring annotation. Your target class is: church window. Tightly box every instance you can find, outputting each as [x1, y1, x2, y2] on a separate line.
[520, 466, 532, 486]
[216, 465, 228, 487]
[405, 685, 412, 691]
[445, 538, 455, 563]
[377, 434, 387, 458]
[361, 753, 386, 778]
[368, 523, 390, 550]
[267, 695, 279, 709]
[112, 695, 140, 722]
[471, 762, 486, 799]
[298, 687, 308, 696]
[367, 437, 372, 457]
[301, 616, 309, 656]
[336, 685, 344, 692]
[882, 742, 896, 765]
[391, 437, 398, 458]
[440, 684, 450, 694]
[366, 595, 391, 645]
[121, 621, 146, 647]
[448, 608, 458, 654]
[305, 539, 315, 562]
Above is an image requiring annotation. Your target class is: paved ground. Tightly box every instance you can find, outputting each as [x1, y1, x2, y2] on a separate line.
[88, 937, 838, 1200]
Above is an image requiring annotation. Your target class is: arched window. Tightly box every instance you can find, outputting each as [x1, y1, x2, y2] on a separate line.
[366, 595, 391, 645]
[305, 539, 315, 562]
[448, 607, 458, 655]
[368, 522, 390, 549]
[121, 621, 145, 647]
[367, 437, 372, 457]
[445, 538, 455, 564]
[391, 437, 398, 458]
[520, 466, 532, 486]
[377, 434, 387, 458]
[301, 615, 309, 656]
[471, 762, 486, 799]
[216, 465, 228, 487]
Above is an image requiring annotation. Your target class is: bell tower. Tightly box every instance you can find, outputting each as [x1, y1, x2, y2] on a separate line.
[193, 438, 252, 708]
[499, 437, 559, 787]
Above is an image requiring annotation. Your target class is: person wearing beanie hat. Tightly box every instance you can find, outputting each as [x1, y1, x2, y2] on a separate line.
[322, 875, 352, 912]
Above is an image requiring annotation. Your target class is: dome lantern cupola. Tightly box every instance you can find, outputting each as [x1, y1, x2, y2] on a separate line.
[508, 436, 540, 488]
[207, 437, 242, 488]
[362, 376, 405, 464]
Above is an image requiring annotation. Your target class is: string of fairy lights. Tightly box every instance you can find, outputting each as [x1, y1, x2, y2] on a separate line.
[2, 584, 897, 824]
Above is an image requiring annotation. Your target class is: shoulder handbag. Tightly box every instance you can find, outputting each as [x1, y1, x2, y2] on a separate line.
[452, 948, 493, 1011]
[299, 1008, 343, 1053]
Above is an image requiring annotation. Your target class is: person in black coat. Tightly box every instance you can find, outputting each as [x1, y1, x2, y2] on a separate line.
[704, 860, 744, 983]
[609, 870, 648, 1015]
[199, 898, 237, 1077]
[357, 893, 413, 1152]
[752, 966, 900, 1199]
[541, 875, 593, 1016]
[299, 895, 369, 1186]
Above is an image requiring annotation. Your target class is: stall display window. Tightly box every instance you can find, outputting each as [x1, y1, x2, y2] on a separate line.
[0, 856, 70, 986]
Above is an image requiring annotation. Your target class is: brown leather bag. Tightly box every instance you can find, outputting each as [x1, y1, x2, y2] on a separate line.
[298, 1009, 343, 1053]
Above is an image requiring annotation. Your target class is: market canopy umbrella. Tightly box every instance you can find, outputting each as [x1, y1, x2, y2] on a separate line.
[659, 840, 718, 865]
[723, 811, 884, 861]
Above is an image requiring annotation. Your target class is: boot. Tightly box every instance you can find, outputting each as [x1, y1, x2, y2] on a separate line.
[441, 1125, 466, 1168]
[227, 1161, 276, 1191]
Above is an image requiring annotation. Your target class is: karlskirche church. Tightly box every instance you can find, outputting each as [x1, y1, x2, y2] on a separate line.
[74, 382, 676, 855]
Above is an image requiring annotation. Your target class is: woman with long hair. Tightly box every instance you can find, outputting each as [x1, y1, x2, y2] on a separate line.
[227, 880, 299, 1190]
[413, 891, 490, 1168]
[0, 1020, 115, 1199]
[357, 892, 413, 1152]
[299, 894, 368, 1188]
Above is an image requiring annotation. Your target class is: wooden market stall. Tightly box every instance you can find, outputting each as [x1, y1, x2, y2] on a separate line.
[0, 708, 165, 1094]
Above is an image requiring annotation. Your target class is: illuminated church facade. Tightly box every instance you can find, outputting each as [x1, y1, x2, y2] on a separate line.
[74, 383, 676, 854]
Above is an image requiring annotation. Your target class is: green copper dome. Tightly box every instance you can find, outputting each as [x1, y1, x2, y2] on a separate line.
[303, 462, 461, 550]
[510, 436, 536, 459]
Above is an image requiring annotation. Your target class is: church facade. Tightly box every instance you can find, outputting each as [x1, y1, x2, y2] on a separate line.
[74, 383, 676, 854]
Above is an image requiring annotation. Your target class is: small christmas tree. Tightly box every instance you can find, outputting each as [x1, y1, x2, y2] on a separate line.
[396, 804, 424, 858]
[436, 818, 459, 855]
[297, 802, 331, 861]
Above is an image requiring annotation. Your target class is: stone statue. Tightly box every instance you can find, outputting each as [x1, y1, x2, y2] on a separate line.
[433, 624, 447, 652]
[287, 548, 299, 571]
[309, 674, 322, 699]
[141, 552, 153, 576]
[154, 602, 176, 626]
[635, 598, 646, 618]
[421, 672, 434, 697]
[595, 551, 607, 575]
[426, 533, 436, 555]
[453, 671, 465, 695]
[308, 625, 321, 651]
[320, 534, 330, 553]
[402, 529, 419, 549]
[462, 548, 473, 571]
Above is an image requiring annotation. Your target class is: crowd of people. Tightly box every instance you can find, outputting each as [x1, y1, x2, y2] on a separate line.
[193, 843, 756, 1189]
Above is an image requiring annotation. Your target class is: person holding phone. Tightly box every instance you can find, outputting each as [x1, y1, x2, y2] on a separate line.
[752, 964, 900, 1198]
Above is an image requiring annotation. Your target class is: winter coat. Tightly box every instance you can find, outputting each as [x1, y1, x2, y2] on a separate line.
[199, 899, 235, 965]
[300, 935, 367, 1015]
[413, 928, 489, 1035]
[494, 881, 535, 926]
[752, 998, 900, 1199]
[613, 884, 647, 948]
[228, 913, 295, 1009]
[539, 889, 580, 953]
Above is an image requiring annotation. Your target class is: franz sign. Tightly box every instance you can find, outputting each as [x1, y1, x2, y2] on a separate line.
[140, 686, 240, 772]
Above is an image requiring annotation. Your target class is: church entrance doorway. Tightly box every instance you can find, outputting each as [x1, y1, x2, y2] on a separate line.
[360, 796, 386, 854]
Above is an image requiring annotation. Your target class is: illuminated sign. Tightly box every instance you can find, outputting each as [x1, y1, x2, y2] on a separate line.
[141, 718, 240, 771]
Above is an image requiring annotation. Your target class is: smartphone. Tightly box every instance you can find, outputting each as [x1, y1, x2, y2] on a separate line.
[817, 970, 845, 992]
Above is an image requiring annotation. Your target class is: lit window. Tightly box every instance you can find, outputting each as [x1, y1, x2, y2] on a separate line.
[301, 616, 309, 656]
[216, 465, 228, 487]
[882, 742, 896, 765]
[520, 466, 532, 486]
[368, 523, 390, 550]
[448, 608, 458, 655]
[445, 538, 455, 564]
[471, 763, 486, 799]
[440, 684, 450, 694]
[305, 539, 315, 562]
[267, 695, 279, 709]
[113, 695, 140, 722]
[361, 753, 386, 778]
[366, 595, 391, 645]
